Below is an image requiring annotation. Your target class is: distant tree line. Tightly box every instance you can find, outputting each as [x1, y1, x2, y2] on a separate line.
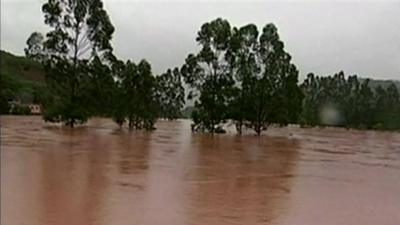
[301, 72, 400, 130]
[22, 0, 399, 133]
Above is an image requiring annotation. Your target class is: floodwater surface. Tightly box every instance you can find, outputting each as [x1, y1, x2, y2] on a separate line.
[1, 116, 400, 225]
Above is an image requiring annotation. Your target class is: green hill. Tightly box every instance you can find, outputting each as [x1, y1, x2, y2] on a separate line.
[1, 50, 45, 82]
[0, 50, 46, 113]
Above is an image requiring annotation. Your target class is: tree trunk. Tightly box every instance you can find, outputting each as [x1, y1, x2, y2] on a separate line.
[236, 120, 243, 135]
[255, 122, 261, 136]
[69, 22, 81, 129]
[128, 116, 133, 131]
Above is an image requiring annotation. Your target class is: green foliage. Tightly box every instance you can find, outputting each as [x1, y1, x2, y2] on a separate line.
[182, 18, 303, 135]
[181, 18, 235, 133]
[301, 72, 400, 130]
[84, 56, 116, 116]
[25, 32, 45, 62]
[226, 24, 259, 134]
[1, 50, 45, 82]
[0, 72, 20, 99]
[111, 60, 158, 130]
[9, 105, 32, 115]
[229, 23, 303, 135]
[26, 0, 115, 127]
[0, 96, 10, 114]
[155, 68, 185, 120]
[373, 83, 400, 130]
[0, 49, 49, 114]
[0, 73, 16, 113]
[16, 10, 398, 133]
[109, 59, 126, 127]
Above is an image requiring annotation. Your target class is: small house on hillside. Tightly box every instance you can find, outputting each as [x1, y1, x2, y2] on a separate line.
[28, 104, 41, 114]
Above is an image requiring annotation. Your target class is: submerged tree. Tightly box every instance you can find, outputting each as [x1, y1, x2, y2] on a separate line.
[25, 0, 115, 127]
[155, 68, 185, 120]
[118, 60, 158, 130]
[373, 83, 400, 130]
[226, 24, 259, 134]
[110, 59, 126, 127]
[181, 19, 302, 135]
[228, 23, 303, 135]
[85, 56, 116, 116]
[300, 73, 320, 126]
[356, 79, 375, 128]
[181, 18, 235, 133]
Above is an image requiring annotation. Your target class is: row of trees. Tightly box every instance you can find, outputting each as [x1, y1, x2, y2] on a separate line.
[181, 19, 303, 135]
[25, 0, 184, 130]
[24, 0, 399, 134]
[301, 72, 400, 130]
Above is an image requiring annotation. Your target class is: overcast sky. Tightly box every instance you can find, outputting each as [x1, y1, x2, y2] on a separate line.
[1, 0, 399, 80]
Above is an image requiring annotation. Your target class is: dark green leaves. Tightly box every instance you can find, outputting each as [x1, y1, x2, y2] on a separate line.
[156, 68, 185, 120]
[182, 18, 234, 133]
[111, 59, 158, 130]
[28, 0, 115, 127]
[300, 72, 400, 130]
[25, 32, 45, 62]
[182, 18, 303, 135]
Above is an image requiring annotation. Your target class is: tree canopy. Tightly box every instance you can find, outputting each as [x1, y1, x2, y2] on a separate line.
[155, 68, 185, 120]
[181, 19, 303, 135]
[25, 0, 115, 127]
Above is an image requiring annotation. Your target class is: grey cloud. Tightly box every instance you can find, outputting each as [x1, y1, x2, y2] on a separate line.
[1, 0, 399, 80]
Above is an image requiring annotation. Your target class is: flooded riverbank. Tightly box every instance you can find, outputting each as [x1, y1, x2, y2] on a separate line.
[1, 116, 400, 225]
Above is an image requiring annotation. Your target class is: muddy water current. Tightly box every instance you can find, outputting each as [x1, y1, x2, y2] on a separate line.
[1, 116, 400, 225]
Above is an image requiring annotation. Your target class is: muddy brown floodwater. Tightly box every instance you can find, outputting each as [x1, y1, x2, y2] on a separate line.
[1, 116, 400, 225]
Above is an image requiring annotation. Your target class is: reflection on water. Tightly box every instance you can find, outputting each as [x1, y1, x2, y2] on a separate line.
[1, 116, 400, 225]
[184, 134, 299, 225]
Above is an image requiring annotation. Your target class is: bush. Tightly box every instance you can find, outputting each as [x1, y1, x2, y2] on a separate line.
[10, 105, 31, 115]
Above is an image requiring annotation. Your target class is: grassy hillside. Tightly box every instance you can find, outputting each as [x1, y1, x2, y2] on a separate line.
[0, 50, 46, 106]
[0, 50, 45, 82]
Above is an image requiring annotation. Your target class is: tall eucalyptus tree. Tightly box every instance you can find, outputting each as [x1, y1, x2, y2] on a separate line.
[229, 23, 302, 135]
[181, 18, 235, 133]
[25, 0, 115, 127]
